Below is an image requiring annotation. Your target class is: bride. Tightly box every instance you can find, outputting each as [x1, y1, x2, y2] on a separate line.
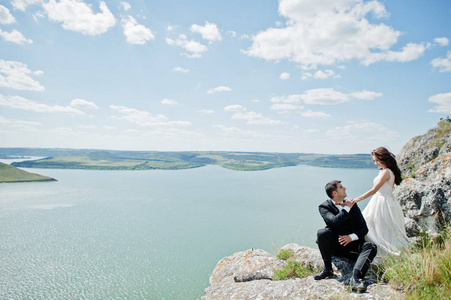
[351, 147, 410, 261]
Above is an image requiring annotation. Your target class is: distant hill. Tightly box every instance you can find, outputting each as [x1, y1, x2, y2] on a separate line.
[306, 154, 374, 168]
[0, 162, 56, 183]
[0, 148, 375, 171]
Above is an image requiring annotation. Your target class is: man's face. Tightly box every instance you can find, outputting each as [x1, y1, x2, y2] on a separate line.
[334, 183, 347, 200]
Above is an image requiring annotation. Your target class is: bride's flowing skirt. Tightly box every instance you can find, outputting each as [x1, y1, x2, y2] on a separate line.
[362, 192, 410, 262]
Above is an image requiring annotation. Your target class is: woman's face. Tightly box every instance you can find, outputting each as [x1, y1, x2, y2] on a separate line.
[372, 155, 387, 169]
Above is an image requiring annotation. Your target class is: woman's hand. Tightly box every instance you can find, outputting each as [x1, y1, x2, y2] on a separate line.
[343, 198, 355, 208]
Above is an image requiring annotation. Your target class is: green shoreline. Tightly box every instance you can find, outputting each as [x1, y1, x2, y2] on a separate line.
[0, 161, 56, 183]
[0, 178, 57, 183]
[3, 149, 374, 171]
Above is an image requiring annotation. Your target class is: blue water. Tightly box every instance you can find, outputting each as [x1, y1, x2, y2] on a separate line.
[0, 164, 377, 299]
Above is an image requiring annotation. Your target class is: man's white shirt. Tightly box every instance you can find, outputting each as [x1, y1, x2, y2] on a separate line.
[333, 203, 359, 241]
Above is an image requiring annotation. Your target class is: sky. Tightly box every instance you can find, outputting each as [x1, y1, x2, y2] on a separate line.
[0, 0, 450, 155]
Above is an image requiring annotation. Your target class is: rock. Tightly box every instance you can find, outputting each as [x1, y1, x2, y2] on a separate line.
[394, 153, 451, 236]
[394, 121, 450, 236]
[202, 121, 450, 299]
[396, 128, 450, 177]
[202, 244, 402, 300]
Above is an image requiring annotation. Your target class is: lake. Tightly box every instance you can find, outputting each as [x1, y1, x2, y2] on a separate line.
[0, 163, 377, 299]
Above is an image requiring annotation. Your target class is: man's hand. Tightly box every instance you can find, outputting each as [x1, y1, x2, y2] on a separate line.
[338, 235, 352, 246]
[343, 199, 355, 209]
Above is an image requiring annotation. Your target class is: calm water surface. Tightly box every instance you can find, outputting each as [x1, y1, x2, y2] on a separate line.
[0, 164, 377, 299]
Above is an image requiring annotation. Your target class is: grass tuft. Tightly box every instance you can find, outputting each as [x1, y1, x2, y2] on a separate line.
[276, 249, 294, 260]
[273, 260, 316, 280]
[273, 248, 319, 280]
[435, 120, 451, 140]
[380, 226, 451, 299]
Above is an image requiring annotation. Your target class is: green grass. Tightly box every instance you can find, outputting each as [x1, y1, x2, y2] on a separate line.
[435, 120, 451, 140]
[380, 227, 451, 299]
[276, 249, 294, 260]
[429, 120, 451, 151]
[273, 248, 319, 280]
[0, 162, 55, 182]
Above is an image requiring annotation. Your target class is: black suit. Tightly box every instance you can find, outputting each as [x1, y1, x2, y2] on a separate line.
[317, 199, 377, 278]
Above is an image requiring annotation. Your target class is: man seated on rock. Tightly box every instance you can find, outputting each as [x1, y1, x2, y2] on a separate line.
[314, 180, 377, 293]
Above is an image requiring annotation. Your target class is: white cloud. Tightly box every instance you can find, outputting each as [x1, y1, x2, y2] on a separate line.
[1, 3, 28, 41]
[214, 124, 266, 138]
[207, 85, 232, 94]
[231, 111, 282, 125]
[110, 105, 191, 127]
[0, 5, 16, 24]
[361, 43, 429, 66]
[305, 70, 342, 80]
[327, 120, 399, 143]
[0, 60, 44, 91]
[222, 104, 281, 125]
[173, 66, 189, 73]
[301, 88, 350, 105]
[190, 21, 222, 42]
[70, 99, 99, 110]
[431, 51, 451, 73]
[42, 0, 116, 36]
[271, 94, 303, 104]
[0, 116, 42, 132]
[11, 0, 42, 11]
[161, 98, 178, 105]
[428, 92, 451, 114]
[270, 103, 304, 111]
[301, 110, 330, 118]
[121, 2, 131, 11]
[434, 37, 449, 46]
[270, 95, 330, 116]
[227, 30, 237, 37]
[0, 29, 33, 44]
[166, 34, 208, 58]
[271, 88, 382, 108]
[350, 90, 383, 100]
[198, 109, 215, 114]
[280, 72, 290, 80]
[313, 69, 339, 80]
[122, 16, 154, 45]
[301, 72, 312, 80]
[224, 104, 246, 112]
[303, 128, 320, 133]
[0, 94, 85, 115]
[244, 0, 426, 68]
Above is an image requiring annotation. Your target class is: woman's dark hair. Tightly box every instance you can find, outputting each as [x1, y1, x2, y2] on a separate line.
[371, 147, 402, 185]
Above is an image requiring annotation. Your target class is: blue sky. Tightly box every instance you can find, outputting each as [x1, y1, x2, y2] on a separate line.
[0, 0, 450, 154]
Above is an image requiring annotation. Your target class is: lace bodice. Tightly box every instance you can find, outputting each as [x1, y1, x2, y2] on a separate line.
[374, 169, 394, 197]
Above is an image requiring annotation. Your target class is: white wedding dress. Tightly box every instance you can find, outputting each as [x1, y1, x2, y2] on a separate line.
[362, 169, 410, 262]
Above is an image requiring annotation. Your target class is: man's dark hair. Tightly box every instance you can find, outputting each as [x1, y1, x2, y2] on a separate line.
[325, 180, 341, 199]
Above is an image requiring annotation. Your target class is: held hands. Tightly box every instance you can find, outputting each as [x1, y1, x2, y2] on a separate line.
[342, 198, 355, 208]
[338, 235, 352, 247]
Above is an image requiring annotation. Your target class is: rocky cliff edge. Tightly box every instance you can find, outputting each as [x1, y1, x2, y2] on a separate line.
[203, 121, 451, 299]
[202, 244, 402, 300]
[395, 120, 451, 236]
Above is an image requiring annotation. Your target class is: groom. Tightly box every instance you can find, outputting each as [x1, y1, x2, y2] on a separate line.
[314, 180, 377, 292]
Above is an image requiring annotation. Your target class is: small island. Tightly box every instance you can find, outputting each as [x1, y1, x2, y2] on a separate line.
[0, 162, 56, 183]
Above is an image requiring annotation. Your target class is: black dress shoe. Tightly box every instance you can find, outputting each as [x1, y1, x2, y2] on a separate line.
[349, 277, 367, 293]
[313, 268, 333, 280]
